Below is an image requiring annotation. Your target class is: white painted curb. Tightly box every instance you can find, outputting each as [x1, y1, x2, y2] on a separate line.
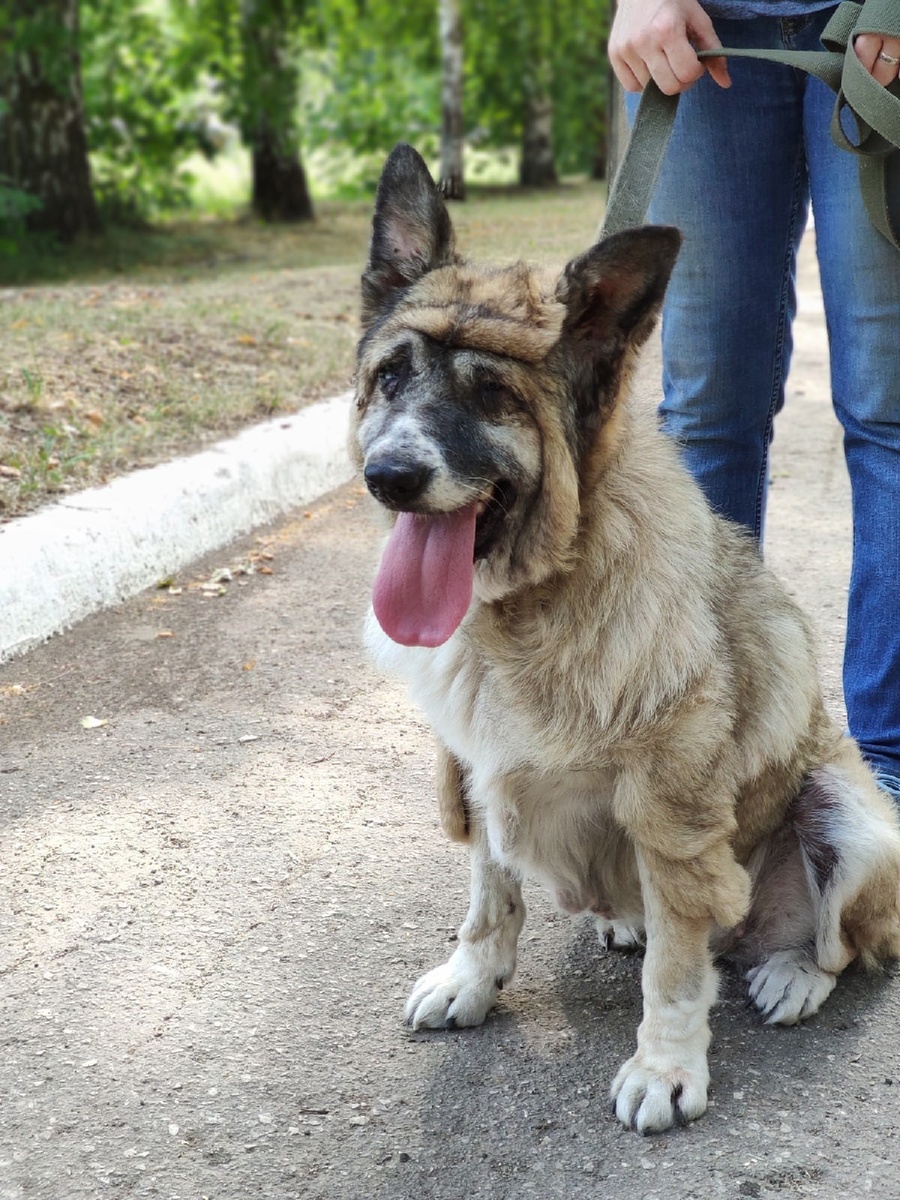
[0, 391, 354, 664]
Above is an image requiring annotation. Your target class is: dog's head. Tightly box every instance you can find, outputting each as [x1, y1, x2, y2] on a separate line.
[352, 143, 680, 648]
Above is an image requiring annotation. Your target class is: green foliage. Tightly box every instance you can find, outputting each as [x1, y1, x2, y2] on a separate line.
[2, 0, 612, 240]
[301, 0, 610, 185]
[172, 0, 306, 151]
[465, 0, 610, 174]
[302, 0, 439, 157]
[81, 0, 212, 222]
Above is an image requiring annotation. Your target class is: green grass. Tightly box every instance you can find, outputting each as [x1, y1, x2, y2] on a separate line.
[0, 180, 606, 520]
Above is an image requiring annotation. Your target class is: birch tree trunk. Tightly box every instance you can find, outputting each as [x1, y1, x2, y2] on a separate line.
[520, 86, 557, 187]
[0, 0, 100, 240]
[438, 0, 465, 200]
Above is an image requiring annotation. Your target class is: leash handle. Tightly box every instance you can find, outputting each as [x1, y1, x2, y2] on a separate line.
[600, 0, 900, 248]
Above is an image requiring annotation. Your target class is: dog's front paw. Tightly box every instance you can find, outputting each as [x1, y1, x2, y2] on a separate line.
[405, 948, 507, 1030]
[610, 1050, 709, 1133]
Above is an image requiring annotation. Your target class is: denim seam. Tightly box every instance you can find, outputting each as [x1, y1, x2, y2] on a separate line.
[754, 148, 808, 540]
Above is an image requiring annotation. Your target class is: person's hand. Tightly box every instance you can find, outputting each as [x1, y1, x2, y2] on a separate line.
[608, 0, 731, 95]
[854, 32, 900, 87]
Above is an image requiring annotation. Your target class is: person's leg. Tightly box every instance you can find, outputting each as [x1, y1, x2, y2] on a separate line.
[802, 17, 900, 791]
[632, 17, 808, 539]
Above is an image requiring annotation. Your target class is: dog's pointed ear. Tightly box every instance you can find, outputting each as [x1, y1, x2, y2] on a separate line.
[361, 143, 457, 327]
[556, 226, 681, 352]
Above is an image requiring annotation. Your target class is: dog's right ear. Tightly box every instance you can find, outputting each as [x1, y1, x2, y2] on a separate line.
[361, 144, 457, 327]
[556, 226, 681, 354]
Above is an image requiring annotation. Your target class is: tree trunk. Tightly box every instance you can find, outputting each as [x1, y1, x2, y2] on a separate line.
[0, 0, 100, 240]
[518, 1, 557, 189]
[520, 87, 557, 187]
[250, 121, 314, 222]
[438, 0, 465, 200]
[240, 0, 313, 222]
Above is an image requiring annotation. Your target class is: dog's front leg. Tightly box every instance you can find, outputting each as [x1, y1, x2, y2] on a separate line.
[610, 848, 718, 1133]
[405, 820, 525, 1030]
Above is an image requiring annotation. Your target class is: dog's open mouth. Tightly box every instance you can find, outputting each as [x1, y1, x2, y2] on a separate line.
[372, 480, 513, 649]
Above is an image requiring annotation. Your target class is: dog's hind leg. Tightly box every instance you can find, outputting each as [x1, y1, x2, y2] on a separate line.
[739, 828, 838, 1025]
[596, 918, 645, 954]
[405, 820, 525, 1030]
[742, 750, 900, 1025]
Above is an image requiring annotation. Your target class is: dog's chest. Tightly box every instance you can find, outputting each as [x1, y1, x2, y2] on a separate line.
[368, 614, 540, 774]
[369, 615, 638, 915]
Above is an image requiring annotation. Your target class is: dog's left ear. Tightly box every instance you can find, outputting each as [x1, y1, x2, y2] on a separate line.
[361, 143, 457, 327]
[556, 226, 681, 352]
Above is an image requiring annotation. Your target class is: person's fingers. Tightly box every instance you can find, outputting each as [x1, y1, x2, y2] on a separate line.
[690, 10, 732, 89]
[702, 52, 732, 89]
[855, 32, 900, 87]
[645, 49, 687, 95]
[664, 38, 708, 89]
[612, 54, 647, 93]
[854, 32, 881, 71]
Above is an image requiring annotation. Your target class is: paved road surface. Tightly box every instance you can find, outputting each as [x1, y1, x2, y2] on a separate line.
[2, 235, 898, 1199]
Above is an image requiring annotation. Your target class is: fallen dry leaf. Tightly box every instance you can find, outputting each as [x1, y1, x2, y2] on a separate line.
[80, 715, 108, 729]
[156, 630, 174, 639]
[0, 465, 22, 479]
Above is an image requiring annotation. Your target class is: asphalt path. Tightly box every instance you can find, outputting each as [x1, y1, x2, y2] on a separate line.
[2, 234, 899, 1200]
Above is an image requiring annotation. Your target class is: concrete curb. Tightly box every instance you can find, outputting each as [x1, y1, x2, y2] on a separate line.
[0, 392, 354, 665]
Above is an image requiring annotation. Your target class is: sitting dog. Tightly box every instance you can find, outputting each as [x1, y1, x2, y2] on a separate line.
[350, 143, 900, 1133]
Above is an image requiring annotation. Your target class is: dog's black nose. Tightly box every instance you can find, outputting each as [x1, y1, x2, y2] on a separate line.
[364, 458, 433, 506]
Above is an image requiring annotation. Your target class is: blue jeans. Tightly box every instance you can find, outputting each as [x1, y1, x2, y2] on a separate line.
[628, 9, 900, 784]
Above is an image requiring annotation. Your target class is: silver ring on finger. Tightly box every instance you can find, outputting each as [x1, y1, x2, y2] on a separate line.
[877, 50, 900, 65]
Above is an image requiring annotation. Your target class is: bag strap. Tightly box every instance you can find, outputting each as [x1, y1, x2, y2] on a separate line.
[601, 0, 900, 248]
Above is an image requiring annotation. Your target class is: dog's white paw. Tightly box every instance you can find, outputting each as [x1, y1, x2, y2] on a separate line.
[596, 918, 645, 954]
[405, 948, 507, 1030]
[611, 1048, 709, 1133]
[746, 950, 836, 1025]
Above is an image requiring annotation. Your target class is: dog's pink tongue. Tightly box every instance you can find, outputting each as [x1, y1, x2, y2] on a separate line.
[373, 504, 477, 647]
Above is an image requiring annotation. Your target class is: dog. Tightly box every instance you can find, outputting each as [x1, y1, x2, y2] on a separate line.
[350, 143, 900, 1133]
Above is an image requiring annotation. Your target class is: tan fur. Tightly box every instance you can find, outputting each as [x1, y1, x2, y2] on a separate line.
[435, 739, 471, 844]
[353, 148, 900, 1133]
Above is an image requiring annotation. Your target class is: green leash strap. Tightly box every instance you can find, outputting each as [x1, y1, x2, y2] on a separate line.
[601, 0, 900, 249]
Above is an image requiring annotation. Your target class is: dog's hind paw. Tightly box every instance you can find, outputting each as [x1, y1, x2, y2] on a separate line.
[746, 951, 837, 1025]
[611, 1050, 709, 1134]
[596, 918, 645, 955]
[404, 950, 507, 1030]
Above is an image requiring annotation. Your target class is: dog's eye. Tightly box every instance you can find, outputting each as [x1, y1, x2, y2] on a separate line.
[480, 377, 510, 407]
[377, 362, 404, 399]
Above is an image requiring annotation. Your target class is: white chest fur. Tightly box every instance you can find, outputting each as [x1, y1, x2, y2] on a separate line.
[366, 611, 640, 920]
